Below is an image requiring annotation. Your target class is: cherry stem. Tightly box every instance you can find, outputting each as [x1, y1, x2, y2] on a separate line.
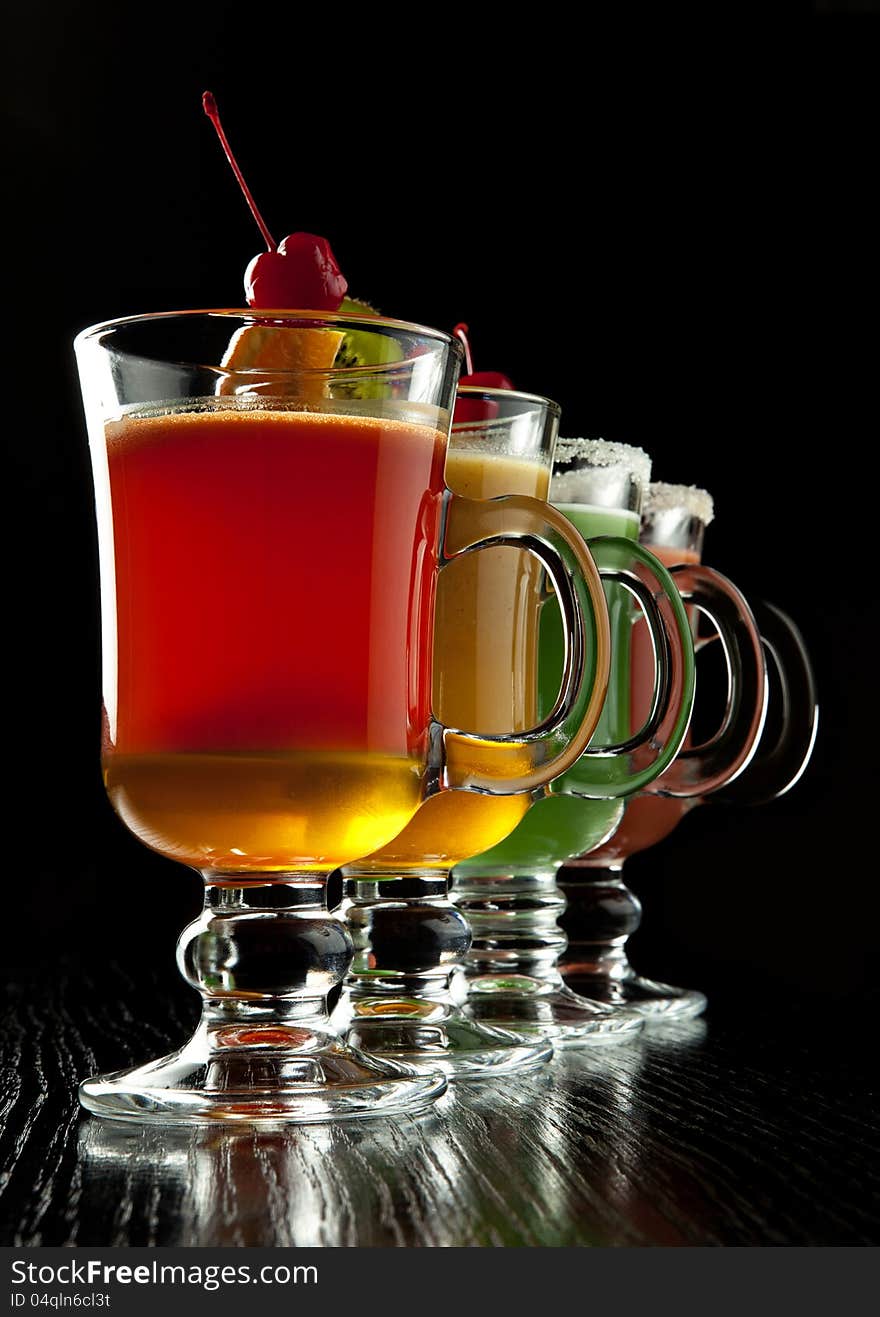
[202, 91, 277, 252]
[453, 323, 475, 375]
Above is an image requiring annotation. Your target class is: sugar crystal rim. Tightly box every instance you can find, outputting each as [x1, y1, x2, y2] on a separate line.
[553, 437, 652, 488]
[644, 482, 715, 525]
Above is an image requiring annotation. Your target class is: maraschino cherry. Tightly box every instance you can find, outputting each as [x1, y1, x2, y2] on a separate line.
[202, 92, 348, 311]
[453, 323, 514, 422]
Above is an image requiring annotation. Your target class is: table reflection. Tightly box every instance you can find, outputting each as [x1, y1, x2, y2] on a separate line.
[77, 1021, 708, 1247]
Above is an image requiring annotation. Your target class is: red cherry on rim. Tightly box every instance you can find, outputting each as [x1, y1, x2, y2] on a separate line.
[203, 92, 347, 311]
[245, 234, 348, 311]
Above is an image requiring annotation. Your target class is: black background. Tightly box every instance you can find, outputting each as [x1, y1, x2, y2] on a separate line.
[3, 7, 877, 1023]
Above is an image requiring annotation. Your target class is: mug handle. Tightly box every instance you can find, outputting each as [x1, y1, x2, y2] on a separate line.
[436, 492, 612, 794]
[647, 564, 768, 798]
[712, 600, 818, 805]
[550, 537, 696, 798]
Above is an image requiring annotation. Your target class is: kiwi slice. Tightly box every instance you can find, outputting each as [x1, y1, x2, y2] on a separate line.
[334, 297, 404, 396]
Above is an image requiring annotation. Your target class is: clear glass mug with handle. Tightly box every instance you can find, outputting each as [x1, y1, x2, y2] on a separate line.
[453, 443, 766, 1043]
[558, 482, 817, 1019]
[337, 388, 633, 1077]
[74, 311, 613, 1123]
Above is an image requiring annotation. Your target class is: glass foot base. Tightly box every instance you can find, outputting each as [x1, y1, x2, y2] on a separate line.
[340, 998, 552, 1080]
[463, 975, 645, 1047]
[562, 970, 707, 1022]
[79, 1025, 447, 1125]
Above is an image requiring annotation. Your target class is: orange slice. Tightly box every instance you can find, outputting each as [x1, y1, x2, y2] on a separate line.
[218, 323, 345, 402]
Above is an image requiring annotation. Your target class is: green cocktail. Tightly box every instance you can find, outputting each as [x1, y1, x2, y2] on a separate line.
[452, 440, 695, 1044]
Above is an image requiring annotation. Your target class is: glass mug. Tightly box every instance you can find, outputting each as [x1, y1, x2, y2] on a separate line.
[452, 442, 764, 1043]
[559, 482, 818, 1017]
[74, 311, 612, 1124]
[337, 390, 642, 1076]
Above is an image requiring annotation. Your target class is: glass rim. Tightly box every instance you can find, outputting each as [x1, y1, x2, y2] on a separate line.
[455, 385, 561, 418]
[551, 438, 652, 492]
[643, 482, 715, 526]
[73, 307, 464, 369]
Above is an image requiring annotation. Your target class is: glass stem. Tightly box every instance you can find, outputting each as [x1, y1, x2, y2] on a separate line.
[339, 872, 470, 1008]
[556, 861, 642, 994]
[178, 874, 351, 1049]
[451, 870, 568, 989]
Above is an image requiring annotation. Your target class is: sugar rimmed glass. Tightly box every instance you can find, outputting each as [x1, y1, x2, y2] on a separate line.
[559, 483, 817, 1018]
[452, 440, 700, 1043]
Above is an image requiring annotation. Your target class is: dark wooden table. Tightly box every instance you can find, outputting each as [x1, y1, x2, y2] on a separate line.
[1, 967, 877, 1247]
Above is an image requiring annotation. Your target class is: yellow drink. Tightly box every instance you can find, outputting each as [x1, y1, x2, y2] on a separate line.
[355, 447, 548, 872]
[105, 750, 423, 873]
